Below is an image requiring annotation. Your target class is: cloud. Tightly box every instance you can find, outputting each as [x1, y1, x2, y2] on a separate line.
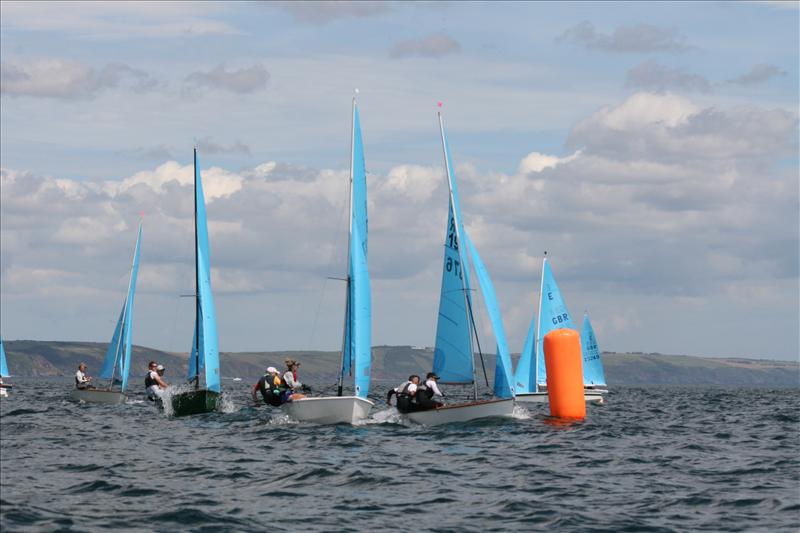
[727, 63, 787, 85]
[0, 59, 161, 99]
[390, 33, 462, 59]
[272, 1, 391, 25]
[558, 21, 689, 53]
[0, 2, 241, 39]
[626, 60, 712, 93]
[183, 63, 270, 94]
[567, 92, 798, 163]
[195, 137, 252, 156]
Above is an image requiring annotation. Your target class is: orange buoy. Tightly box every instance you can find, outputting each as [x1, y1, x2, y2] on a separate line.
[544, 328, 586, 420]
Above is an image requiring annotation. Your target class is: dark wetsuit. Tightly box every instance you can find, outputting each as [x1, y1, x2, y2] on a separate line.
[255, 374, 284, 407]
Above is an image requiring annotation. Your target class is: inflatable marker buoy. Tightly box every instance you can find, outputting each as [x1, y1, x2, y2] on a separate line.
[544, 328, 586, 420]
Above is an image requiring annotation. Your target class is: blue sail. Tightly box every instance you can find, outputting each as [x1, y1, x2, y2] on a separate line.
[98, 222, 142, 392]
[342, 103, 369, 379]
[536, 258, 575, 386]
[350, 222, 371, 398]
[463, 233, 515, 398]
[433, 200, 474, 383]
[581, 311, 607, 386]
[433, 118, 475, 383]
[191, 151, 221, 393]
[119, 223, 142, 392]
[0, 336, 8, 378]
[513, 315, 537, 393]
[100, 306, 125, 380]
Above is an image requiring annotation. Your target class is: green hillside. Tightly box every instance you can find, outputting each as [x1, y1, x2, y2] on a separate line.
[2, 340, 797, 387]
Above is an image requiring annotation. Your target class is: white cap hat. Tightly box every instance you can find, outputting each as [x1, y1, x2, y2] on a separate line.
[156, 364, 165, 371]
[267, 366, 278, 374]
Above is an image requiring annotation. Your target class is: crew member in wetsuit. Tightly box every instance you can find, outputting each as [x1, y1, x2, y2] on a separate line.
[145, 361, 168, 401]
[387, 375, 420, 413]
[252, 366, 283, 406]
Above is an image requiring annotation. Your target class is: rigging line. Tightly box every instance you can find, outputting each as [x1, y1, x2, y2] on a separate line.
[464, 285, 490, 389]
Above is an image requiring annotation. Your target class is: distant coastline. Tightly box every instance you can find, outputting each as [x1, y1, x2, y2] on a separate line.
[2, 340, 798, 387]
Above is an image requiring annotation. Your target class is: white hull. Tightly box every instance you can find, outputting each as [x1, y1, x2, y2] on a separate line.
[406, 398, 514, 426]
[0, 387, 7, 398]
[515, 388, 608, 404]
[282, 396, 374, 425]
[70, 389, 127, 405]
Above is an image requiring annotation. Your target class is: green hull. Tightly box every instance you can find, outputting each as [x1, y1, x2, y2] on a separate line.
[169, 389, 220, 417]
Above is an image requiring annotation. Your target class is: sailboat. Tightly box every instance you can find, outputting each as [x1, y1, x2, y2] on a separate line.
[405, 110, 516, 425]
[0, 337, 11, 398]
[70, 221, 142, 404]
[580, 310, 608, 396]
[283, 97, 374, 425]
[167, 149, 222, 417]
[514, 255, 605, 403]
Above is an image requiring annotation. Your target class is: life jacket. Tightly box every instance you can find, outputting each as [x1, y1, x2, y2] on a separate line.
[260, 374, 284, 407]
[144, 371, 157, 389]
[75, 373, 87, 390]
[395, 382, 418, 414]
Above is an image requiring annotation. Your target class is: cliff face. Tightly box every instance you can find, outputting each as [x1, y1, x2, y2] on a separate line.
[2, 340, 798, 387]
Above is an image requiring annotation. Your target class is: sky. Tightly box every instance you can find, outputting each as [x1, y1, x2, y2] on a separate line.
[1, 1, 798, 361]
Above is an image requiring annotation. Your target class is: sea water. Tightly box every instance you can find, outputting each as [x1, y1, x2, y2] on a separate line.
[1, 378, 798, 532]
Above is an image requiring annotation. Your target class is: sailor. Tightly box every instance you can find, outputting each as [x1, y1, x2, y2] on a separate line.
[75, 363, 93, 390]
[281, 359, 307, 402]
[416, 372, 444, 409]
[387, 375, 420, 413]
[252, 366, 284, 406]
[145, 361, 169, 401]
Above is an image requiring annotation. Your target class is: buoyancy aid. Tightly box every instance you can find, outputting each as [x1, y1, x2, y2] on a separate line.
[395, 382, 417, 414]
[259, 374, 284, 406]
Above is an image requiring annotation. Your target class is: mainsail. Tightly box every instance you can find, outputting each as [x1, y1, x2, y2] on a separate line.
[535, 257, 575, 387]
[339, 99, 372, 399]
[432, 118, 475, 384]
[463, 233, 515, 398]
[581, 311, 607, 386]
[186, 149, 220, 393]
[99, 222, 142, 392]
[0, 337, 8, 378]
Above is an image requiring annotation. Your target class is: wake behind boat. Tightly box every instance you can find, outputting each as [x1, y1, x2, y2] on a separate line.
[282, 97, 374, 425]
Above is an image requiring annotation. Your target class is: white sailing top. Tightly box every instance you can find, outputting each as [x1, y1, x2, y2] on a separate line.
[425, 379, 443, 397]
[395, 381, 417, 394]
[147, 370, 161, 397]
[283, 371, 302, 390]
[75, 370, 89, 387]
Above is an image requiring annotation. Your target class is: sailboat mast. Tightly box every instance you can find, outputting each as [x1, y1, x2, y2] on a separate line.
[108, 220, 142, 389]
[193, 148, 200, 390]
[534, 252, 546, 393]
[337, 97, 357, 397]
[438, 112, 479, 400]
